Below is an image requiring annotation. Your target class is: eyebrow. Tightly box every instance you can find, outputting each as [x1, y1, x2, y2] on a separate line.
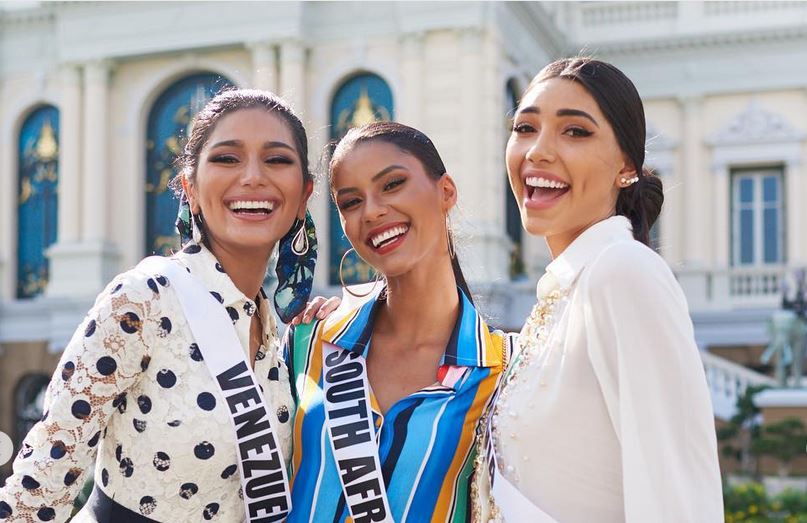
[209, 140, 295, 151]
[335, 164, 408, 197]
[516, 106, 600, 128]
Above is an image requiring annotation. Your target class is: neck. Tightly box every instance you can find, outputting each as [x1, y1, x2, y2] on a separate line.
[545, 210, 616, 259]
[206, 240, 272, 299]
[377, 253, 460, 343]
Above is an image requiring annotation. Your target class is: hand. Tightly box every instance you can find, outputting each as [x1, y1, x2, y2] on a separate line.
[290, 296, 342, 325]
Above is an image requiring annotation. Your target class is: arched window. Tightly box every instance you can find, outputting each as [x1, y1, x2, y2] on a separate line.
[328, 73, 394, 285]
[145, 73, 233, 256]
[505, 80, 525, 280]
[15, 373, 50, 444]
[17, 105, 60, 299]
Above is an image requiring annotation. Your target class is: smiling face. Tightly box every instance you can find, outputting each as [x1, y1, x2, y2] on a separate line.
[506, 78, 636, 255]
[331, 141, 456, 279]
[184, 108, 311, 259]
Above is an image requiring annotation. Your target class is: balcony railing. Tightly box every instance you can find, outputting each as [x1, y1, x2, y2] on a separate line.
[701, 350, 775, 420]
[678, 265, 787, 312]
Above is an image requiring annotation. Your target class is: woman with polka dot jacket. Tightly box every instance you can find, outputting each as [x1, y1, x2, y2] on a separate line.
[0, 89, 322, 522]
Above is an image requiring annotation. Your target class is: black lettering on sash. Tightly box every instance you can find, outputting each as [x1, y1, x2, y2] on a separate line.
[352, 497, 387, 523]
[234, 405, 270, 439]
[325, 379, 365, 404]
[217, 361, 252, 391]
[226, 386, 261, 414]
[338, 456, 377, 485]
[247, 491, 289, 519]
[331, 420, 372, 450]
[346, 477, 383, 500]
[329, 398, 368, 421]
[245, 470, 286, 498]
[242, 455, 281, 478]
[240, 431, 278, 460]
[324, 348, 351, 366]
[325, 361, 363, 383]
[251, 512, 287, 523]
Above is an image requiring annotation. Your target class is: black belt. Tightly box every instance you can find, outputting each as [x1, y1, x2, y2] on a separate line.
[86, 484, 159, 523]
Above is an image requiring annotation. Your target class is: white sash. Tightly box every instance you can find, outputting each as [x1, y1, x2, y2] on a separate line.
[138, 257, 292, 522]
[322, 342, 394, 523]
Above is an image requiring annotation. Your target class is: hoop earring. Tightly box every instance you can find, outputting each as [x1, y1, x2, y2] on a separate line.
[446, 215, 456, 259]
[339, 248, 380, 299]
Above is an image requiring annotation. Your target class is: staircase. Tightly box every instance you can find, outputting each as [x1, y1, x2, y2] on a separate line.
[701, 350, 776, 420]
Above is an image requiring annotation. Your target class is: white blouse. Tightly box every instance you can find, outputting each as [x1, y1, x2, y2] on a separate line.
[0, 242, 292, 522]
[492, 216, 723, 522]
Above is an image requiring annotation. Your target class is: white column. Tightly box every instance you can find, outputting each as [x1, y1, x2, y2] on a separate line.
[680, 96, 708, 266]
[713, 163, 730, 268]
[249, 41, 278, 92]
[57, 64, 82, 245]
[399, 33, 423, 128]
[82, 60, 110, 242]
[785, 161, 803, 265]
[279, 41, 306, 113]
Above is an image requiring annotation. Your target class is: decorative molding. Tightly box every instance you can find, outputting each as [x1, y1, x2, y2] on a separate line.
[709, 100, 805, 147]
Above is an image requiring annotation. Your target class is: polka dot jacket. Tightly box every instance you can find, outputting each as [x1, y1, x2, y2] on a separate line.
[0, 242, 293, 522]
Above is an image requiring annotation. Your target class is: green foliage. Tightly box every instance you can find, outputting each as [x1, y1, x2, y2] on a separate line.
[724, 483, 807, 522]
[752, 418, 807, 476]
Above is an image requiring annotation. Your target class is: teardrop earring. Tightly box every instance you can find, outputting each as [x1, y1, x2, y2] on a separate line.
[291, 220, 309, 255]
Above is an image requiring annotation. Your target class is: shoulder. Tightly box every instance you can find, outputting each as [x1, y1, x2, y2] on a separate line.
[583, 239, 675, 291]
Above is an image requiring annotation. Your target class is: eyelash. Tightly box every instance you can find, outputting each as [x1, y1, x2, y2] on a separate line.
[383, 177, 405, 191]
[338, 178, 406, 211]
[208, 155, 294, 165]
[339, 198, 361, 211]
[511, 123, 593, 138]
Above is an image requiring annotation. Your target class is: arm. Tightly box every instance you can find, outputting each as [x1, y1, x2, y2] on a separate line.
[582, 243, 723, 523]
[0, 272, 154, 522]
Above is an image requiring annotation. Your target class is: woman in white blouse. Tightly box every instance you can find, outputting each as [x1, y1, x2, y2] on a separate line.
[481, 58, 723, 522]
[0, 89, 319, 522]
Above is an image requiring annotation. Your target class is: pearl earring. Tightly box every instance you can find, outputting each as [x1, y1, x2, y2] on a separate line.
[620, 176, 639, 186]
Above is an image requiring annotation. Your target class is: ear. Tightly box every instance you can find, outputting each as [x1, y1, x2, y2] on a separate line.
[181, 176, 201, 214]
[296, 180, 314, 220]
[438, 174, 458, 213]
[614, 156, 638, 189]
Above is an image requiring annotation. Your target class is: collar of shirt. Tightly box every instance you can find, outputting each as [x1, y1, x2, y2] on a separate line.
[320, 286, 502, 368]
[171, 241, 278, 337]
[540, 215, 633, 298]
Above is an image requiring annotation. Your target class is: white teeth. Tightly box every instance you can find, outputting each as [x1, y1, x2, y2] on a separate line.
[526, 177, 569, 189]
[228, 200, 274, 211]
[370, 225, 409, 248]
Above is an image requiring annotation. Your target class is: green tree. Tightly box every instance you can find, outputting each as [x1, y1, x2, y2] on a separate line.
[717, 385, 769, 477]
[752, 417, 807, 478]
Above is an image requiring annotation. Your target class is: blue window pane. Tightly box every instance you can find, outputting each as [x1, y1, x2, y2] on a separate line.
[764, 208, 779, 263]
[328, 73, 394, 285]
[763, 176, 779, 203]
[738, 178, 754, 204]
[17, 105, 59, 298]
[145, 73, 233, 256]
[739, 209, 754, 265]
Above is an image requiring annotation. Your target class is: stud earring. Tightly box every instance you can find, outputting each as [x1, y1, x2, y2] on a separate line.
[620, 176, 639, 187]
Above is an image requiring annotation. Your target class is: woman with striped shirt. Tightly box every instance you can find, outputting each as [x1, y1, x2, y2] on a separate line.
[283, 122, 512, 522]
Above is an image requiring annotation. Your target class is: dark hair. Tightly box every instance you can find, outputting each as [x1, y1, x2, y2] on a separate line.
[530, 57, 663, 245]
[329, 121, 474, 303]
[173, 88, 311, 191]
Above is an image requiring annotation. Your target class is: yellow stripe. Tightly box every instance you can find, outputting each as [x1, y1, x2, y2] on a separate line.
[431, 333, 504, 521]
[292, 323, 326, 481]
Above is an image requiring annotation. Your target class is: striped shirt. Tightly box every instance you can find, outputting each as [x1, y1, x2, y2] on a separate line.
[283, 289, 511, 522]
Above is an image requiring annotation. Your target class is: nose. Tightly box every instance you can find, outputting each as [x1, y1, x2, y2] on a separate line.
[362, 194, 388, 223]
[240, 156, 266, 186]
[526, 129, 556, 164]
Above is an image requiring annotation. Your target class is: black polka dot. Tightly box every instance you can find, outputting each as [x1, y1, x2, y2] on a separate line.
[101, 468, 109, 486]
[215, 262, 225, 273]
[113, 393, 127, 414]
[120, 312, 141, 334]
[71, 400, 91, 420]
[88, 431, 101, 448]
[153, 452, 170, 471]
[137, 395, 152, 414]
[179, 482, 198, 499]
[203, 503, 219, 520]
[156, 275, 168, 286]
[50, 441, 67, 459]
[244, 302, 255, 316]
[0, 500, 12, 518]
[159, 317, 172, 335]
[20, 443, 33, 459]
[64, 468, 81, 486]
[85, 319, 96, 337]
[61, 361, 75, 381]
[140, 355, 151, 371]
[112, 282, 123, 294]
[197, 392, 216, 411]
[255, 349, 266, 361]
[36, 507, 55, 521]
[184, 244, 201, 254]
[96, 356, 117, 376]
[194, 442, 215, 460]
[226, 307, 239, 323]
[139, 496, 157, 515]
[21, 475, 40, 490]
[210, 291, 223, 304]
[147, 278, 159, 293]
[157, 369, 177, 388]
[119, 457, 134, 477]
[167, 419, 181, 427]
[220, 464, 237, 479]
[267, 367, 279, 381]
[115, 444, 123, 462]
[277, 405, 290, 424]
[133, 419, 147, 433]
[189, 343, 203, 362]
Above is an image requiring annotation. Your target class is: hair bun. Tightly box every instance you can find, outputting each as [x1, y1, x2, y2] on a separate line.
[640, 169, 664, 229]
